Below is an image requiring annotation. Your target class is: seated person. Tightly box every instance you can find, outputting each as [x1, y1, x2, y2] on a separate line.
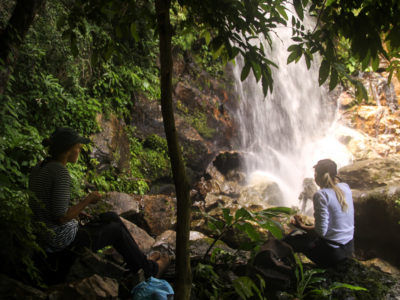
[284, 159, 354, 267]
[29, 127, 169, 278]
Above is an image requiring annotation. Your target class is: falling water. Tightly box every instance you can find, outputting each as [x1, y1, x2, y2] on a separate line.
[233, 13, 352, 209]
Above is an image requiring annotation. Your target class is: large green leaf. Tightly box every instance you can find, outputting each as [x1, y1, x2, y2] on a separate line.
[293, 0, 304, 21]
[241, 62, 251, 81]
[318, 59, 330, 85]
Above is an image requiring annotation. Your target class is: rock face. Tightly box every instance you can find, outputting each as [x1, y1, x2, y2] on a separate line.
[338, 157, 400, 267]
[91, 114, 131, 173]
[131, 54, 237, 182]
[338, 70, 400, 159]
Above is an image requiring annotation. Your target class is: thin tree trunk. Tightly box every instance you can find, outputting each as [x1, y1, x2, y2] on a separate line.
[0, 0, 45, 95]
[155, 0, 192, 299]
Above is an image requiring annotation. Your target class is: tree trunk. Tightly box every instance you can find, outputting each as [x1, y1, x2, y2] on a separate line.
[155, 0, 192, 299]
[0, 0, 45, 95]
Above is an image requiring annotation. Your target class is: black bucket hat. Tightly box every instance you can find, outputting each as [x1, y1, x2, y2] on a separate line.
[49, 127, 90, 148]
[313, 159, 337, 178]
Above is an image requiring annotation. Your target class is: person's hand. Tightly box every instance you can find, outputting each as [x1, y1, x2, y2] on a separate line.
[291, 215, 304, 229]
[87, 191, 102, 204]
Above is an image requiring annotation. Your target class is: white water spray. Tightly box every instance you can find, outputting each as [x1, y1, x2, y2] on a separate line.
[233, 13, 352, 209]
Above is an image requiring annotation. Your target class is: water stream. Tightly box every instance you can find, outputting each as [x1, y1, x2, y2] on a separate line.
[233, 15, 352, 210]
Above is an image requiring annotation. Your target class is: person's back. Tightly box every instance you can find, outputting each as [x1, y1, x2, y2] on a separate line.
[313, 182, 354, 246]
[29, 160, 78, 252]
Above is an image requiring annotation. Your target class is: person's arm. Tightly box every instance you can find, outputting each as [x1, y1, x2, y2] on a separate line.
[50, 164, 101, 224]
[59, 192, 101, 224]
[292, 215, 315, 232]
[312, 192, 329, 237]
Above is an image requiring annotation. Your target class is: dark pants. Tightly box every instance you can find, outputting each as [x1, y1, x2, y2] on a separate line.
[69, 212, 158, 278]
[283, 231, 354, 268]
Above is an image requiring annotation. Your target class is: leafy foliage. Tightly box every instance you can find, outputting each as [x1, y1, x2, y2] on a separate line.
[204, 206, 293, 259]
[280, 254, 368, 300]
[286, 0, 400, 101]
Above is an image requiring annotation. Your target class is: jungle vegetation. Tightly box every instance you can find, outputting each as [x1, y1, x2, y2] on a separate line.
[0, 0, 399, 298]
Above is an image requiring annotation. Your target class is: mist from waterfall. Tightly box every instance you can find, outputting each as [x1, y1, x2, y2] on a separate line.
[233, 14, 352, 209]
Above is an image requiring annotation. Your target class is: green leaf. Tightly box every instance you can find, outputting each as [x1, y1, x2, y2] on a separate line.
[241, 63, 251, 81]
[293, 0, 304, 21]
[287, 50, 300, 64]
[235, 207, 252, 220]
[251, 61, 262, 82]
[263, 206, 293, 214]
[243, 222, 260, 241]
[326, 0, 336, 6]
[130, 23, 139, 42]
[355, 81, 368, 102]
[277, 5, 288, 20]
[371, 55, 380, 71]
[318, 59, 330, 85]
[222, 208, 233, 226]
[261, 220, 283, 239]
[330, 282, 368, 292]
[329, 67, 339, 91]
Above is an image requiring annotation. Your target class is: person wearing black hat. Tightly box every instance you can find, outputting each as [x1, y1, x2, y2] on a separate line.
[29, 128, 169, 279]
[283, 159, 354, 267]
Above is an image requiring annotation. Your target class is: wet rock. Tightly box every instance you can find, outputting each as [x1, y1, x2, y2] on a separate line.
[238, 180, 284, 208]
[104, 192, 140, 217]
[339, 91, 357, 108]
[204, 193, 238, 212]
[120, 217, 155, 253]
[212, 151, 245, 179]
[0, 274, 47, 299]
[91, 114, 131, 173]
[49, 274, 118, 300]
[130, 194, 177, 236]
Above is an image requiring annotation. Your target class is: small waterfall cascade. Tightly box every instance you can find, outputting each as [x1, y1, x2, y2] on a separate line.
[233, 13, 352, 210]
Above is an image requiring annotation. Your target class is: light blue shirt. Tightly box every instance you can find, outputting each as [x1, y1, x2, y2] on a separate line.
[313, 182, 354, 246]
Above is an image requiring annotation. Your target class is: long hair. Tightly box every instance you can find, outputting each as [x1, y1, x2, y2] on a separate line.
[318, 172, 348, 212]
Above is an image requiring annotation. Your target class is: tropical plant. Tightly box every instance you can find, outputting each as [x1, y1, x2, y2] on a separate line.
[204, 206, 293, 259]
[280, 254, 368, 300]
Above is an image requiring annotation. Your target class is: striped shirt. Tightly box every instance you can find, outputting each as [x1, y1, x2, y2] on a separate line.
[29, 160, 78, 252]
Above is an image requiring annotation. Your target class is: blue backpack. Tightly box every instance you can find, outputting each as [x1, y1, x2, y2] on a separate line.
[131, 276, 174, 300]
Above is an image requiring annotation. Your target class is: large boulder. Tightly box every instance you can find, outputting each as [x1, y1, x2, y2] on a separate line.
[128, 195, 177, 237]
[48, 274, 119, 300]
[104, 192, 140, 218]
[338, 157, 400, 267]
[66, 248, 127, 282]
[339, 157, 400, 189]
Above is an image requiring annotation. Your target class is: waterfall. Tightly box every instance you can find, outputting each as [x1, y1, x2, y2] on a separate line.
[233, 14, 352, 210]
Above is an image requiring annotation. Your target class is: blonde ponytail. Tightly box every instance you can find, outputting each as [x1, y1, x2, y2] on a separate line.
[321, 173, 348, 212]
